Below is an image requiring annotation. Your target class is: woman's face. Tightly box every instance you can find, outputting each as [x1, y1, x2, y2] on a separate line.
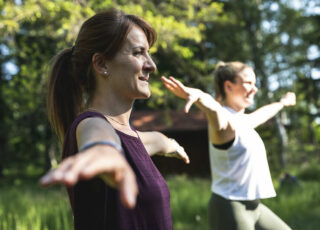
[106, 25, 156, 101]
[227, 67, 258, 110]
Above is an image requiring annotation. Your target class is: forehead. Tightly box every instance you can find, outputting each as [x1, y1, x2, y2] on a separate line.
[123, 25, 149, 50]
[237, 67, 256, 82]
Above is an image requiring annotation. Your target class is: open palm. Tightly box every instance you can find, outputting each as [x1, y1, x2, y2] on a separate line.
[161, 76, 200, 113]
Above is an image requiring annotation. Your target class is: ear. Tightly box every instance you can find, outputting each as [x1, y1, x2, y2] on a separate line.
[92, 53, 108, 77]
[224, 80, 233, 94]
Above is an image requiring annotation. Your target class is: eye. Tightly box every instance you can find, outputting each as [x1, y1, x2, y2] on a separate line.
[133, 48, 146, 56]
[243, 81, 255, 86]
[133, 50, 144, 56]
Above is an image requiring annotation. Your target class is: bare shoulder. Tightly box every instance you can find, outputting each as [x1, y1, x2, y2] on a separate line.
[76, 117, 120, 145]
[77, 116, 111, 131]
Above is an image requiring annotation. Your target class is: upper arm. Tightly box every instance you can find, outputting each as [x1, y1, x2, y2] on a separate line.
[206, 107, 236, 145]
[194, 92, 236, 144]
[76, 117, 121, 150]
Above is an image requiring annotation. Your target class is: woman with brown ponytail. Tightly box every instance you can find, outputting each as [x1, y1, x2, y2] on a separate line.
[162, 61, 294, 230]
[40, 8, 189, 230]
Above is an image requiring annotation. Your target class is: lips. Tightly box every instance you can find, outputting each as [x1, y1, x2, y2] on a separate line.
[138, 76, 149, 82]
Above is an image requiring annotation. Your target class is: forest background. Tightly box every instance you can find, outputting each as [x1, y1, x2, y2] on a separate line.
[1, 0, 319, 177]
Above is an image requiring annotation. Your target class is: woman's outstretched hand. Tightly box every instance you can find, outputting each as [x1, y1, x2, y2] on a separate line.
[40, 146, 138, 209]
[161, 76, 200, 113]
[165, 138, 190, 164]
[280, 92, 296, 107]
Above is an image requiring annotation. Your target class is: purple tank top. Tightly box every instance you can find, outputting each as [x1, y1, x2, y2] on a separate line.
[62, 111, 172, 230]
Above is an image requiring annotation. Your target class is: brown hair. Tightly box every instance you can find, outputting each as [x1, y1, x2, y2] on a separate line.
[47, 8, 157, 142]
[214, 61, 251, 102]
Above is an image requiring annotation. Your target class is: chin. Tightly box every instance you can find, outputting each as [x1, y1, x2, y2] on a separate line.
[136, 90, 151, 99]
[245, 97, 254, 104]
[242, 101, 253, 108]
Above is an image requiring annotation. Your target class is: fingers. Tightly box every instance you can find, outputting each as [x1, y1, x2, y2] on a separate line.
[162, 76, 197, 112]
[177, 146, 190, 164]
[167, 76, 188, 92]
[40, 148, 104, 187]
[185, 98, 196, 113]
[167, 138, 190, 164]
[161, 76, 177, 91]
[39, 146, 139, 209]
[161, 76, 180, 86]
[161, 76, 189, 99]
[40, 157, 76, 187]
[117, 167, 139, 209]
[168, 76, 185, 88]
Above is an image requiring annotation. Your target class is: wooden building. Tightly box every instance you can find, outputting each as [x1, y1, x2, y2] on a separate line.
[131, 110, 211, 177]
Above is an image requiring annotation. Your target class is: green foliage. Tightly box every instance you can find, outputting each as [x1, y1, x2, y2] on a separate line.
[296, 161, 320, 181]
[0, 0, 319, 179]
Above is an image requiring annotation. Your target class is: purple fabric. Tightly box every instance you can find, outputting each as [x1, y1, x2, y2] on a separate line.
[62, 111, 172, 230]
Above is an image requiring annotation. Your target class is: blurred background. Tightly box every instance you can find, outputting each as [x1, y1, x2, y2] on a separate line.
[0, 0, 319, 229]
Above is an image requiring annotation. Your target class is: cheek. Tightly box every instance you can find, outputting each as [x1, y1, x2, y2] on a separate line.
[116, 58, 141, 74]
[129, 58, 143, 72]
[243, 85, 252, 93]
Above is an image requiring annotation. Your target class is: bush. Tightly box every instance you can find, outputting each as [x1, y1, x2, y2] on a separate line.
[297, 162, 320, 181]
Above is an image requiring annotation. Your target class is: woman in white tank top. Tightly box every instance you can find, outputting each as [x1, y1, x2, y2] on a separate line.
[161, 61, 295, 230]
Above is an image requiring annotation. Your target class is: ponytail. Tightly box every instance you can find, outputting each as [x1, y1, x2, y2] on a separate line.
[214, 61, 227, 102]
[47, 47, 83, 143]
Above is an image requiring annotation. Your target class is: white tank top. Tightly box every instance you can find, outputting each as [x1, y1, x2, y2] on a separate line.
[209, 106, 276, 200]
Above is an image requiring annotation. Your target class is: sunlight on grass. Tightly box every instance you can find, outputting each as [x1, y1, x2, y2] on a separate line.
[0, 180, 72, 230]
[166, 175, 320, 230]
[0, 176, 319, 230]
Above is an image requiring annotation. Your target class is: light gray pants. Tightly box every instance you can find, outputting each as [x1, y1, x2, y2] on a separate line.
[208, 193, 292, 230]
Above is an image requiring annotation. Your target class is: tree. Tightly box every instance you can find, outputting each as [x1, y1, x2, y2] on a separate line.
[0, 0, 319, 175]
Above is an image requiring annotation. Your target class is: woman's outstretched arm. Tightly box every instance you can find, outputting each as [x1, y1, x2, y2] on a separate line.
[161, 76, 235, 145]
[138, 131, 190, 164]
[40, 117, 138, 209]
[246, 92, 296, 128]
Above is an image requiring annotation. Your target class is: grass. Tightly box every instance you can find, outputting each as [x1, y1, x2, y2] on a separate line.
[0, 178, 72, 230]
[168, 175, 320, 230]
[167, 175, 210, 230]
[0, 175, 319, 230]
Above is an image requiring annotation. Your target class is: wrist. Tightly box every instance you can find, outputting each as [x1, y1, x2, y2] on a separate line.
[279, 100, 285, 108]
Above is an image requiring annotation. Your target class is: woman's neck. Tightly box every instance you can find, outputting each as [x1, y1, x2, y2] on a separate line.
[87, 95, 133, 127]
[221, 100, 245, 114]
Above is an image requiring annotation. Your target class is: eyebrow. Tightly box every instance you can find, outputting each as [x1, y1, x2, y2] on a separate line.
[242, 80, 256, 84]
[238, 79, 256, 83]
[132, 46, 148, 51]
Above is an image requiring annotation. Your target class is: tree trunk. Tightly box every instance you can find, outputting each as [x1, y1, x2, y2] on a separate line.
[275, 115, 288, 168]
[241, 3, 288, 168]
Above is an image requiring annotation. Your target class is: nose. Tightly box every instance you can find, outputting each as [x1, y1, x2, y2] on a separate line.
[144, 55, 157, 73]
[252, 84, 258, 94]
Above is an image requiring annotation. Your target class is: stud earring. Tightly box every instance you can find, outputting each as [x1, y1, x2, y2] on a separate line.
[103, 71, 108, 75]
